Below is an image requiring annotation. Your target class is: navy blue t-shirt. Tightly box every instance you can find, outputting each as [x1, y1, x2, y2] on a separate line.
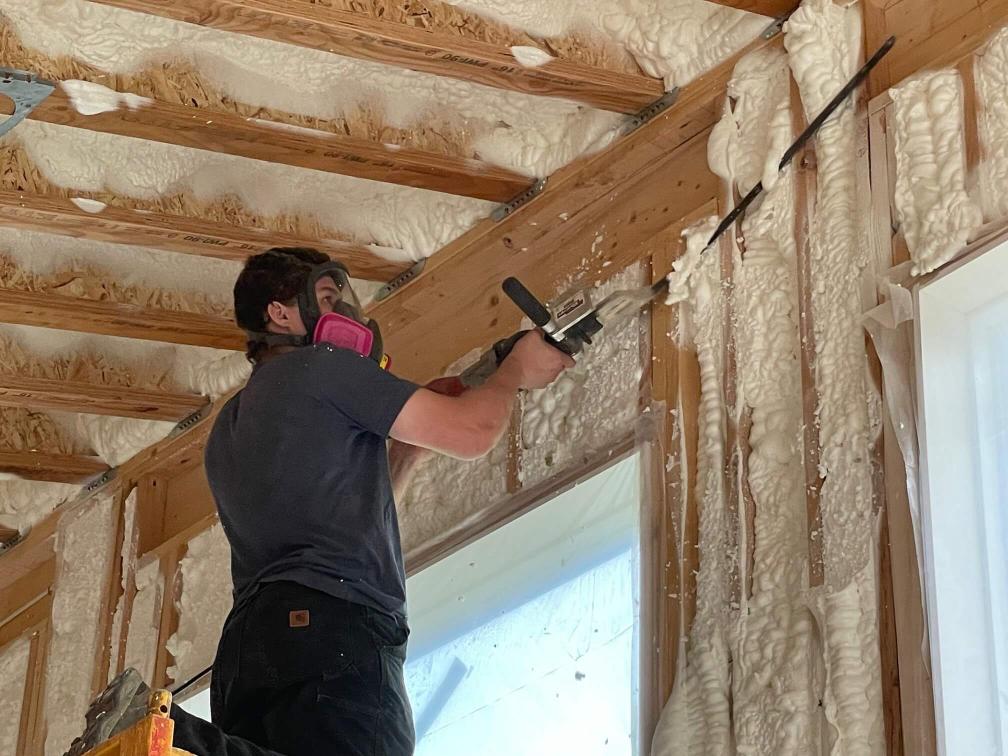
[205, 344, 419, 621]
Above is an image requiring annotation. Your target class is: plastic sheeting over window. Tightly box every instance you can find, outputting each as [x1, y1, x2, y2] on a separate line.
[405, 453, 641, 755]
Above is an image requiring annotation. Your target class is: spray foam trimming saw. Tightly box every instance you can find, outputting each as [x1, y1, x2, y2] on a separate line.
[460, 35, 895, 387]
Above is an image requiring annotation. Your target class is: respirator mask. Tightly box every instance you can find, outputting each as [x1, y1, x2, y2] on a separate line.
[246, 260, 388, 367]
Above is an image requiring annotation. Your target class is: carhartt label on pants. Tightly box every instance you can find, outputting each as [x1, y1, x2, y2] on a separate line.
[289, 609, 310, 628]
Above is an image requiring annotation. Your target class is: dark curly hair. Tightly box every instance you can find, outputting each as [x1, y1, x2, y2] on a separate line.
[234, 247, 330, 362]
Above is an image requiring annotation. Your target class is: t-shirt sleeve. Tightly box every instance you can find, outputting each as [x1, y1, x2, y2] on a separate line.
[309, 345, 420, 437]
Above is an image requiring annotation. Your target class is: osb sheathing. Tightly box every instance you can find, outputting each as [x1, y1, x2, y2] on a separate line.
[0, 254, 232, 318]
[0, 329, 179, 394]
[0, 406, 90, 455]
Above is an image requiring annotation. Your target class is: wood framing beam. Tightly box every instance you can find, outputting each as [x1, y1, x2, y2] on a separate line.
[369, 33, 784, 383]
[0, 375, 206, 421]
[0, 288, 244, 351]
[0, 557, 54, 626]
[13, 89, 530, 203]
[705, 0, 799, 16]
[867, 0, 1008, 95]
[87, 0, 664, 114]
[0, 449, 108, 485]
[0, 192, 406, 281]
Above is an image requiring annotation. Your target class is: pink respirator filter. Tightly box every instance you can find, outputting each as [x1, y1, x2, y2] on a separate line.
[313, 312, 374, 357]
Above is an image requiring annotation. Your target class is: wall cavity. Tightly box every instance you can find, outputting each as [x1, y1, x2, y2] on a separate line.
[43, 495, 116, 756]
[890, 70, 983, 275]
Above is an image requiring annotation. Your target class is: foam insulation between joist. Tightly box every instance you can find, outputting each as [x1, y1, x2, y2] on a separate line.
[123, 559, 163, 686]
[890, 70, 983, 276]
[0, 636, 32, 754]
[44, 495, 116, 756]
[444, 0, 769, 90]
[1, 0, 624, 180]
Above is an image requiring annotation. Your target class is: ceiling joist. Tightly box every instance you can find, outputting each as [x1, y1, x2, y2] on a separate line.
[370, 33, 784, 382]
[0, 374, 207, 421]
[704, 0, 799, 17]
[0, 192, 407, 281]
[0, 288, 244, 351]
[0, 450, 108, 485]
[15, 89, 531, 203]
[86, 0, 665, 113]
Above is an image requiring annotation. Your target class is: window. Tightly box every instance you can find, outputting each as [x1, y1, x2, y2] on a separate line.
[405, 453, 641, 755]
[917, 239, 1008, 755]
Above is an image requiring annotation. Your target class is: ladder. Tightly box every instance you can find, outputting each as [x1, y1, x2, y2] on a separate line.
[83, 690, 193, 756]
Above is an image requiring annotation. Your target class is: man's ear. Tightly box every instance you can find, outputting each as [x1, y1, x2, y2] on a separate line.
[266, 300, 294, 332]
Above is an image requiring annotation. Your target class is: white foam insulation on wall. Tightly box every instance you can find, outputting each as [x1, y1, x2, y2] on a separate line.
[890, 70, 983, 275]
[520, 263, 645, 486]
[654, 1, 886, 752]
[43, 494, 116, 756]
[123, 559, 164, 686]
[166, 523, 233, 686]
[977, 27, 1008, 222]
[0, 636, 32, 754]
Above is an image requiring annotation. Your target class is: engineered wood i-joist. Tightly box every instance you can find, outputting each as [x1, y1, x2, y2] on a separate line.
[0, 375, 206, 421]
[14, 89, 531, 203]
[0, 192, 406, 281]
[0, 288, 245, 351]
[87, 0, 665, 114]
[0, 449, 108, 485]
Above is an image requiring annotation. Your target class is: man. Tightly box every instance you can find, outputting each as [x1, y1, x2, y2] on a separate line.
[68, 247, 572, 756]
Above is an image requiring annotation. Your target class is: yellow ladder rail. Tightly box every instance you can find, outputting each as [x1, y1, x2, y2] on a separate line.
[83, 690, 193, 756]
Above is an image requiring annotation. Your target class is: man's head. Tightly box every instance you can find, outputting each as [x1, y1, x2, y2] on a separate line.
[235, 247, 367, 363]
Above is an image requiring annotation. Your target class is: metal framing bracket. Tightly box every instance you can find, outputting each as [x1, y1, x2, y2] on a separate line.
[762, 13, 789, 39]
[84, 468, 115, 494]
[0, 68, 56, 139]
[620, 88, 681, 138]
[172, 404, 211, 436]
[373, 259, 426, 302]
[491, 178, 547, 222]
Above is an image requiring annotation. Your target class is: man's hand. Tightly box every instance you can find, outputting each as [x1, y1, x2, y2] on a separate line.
[497, 330, 575, 390]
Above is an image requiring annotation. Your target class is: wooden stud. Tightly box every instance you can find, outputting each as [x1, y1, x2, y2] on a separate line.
[790, 76, 825, 587]
[17, 599, 53, 756]
[15, 88, 533, 203]
[0, 288, 245, 351]
[0, 449, 108, 485]
[152, 544, 185, 688]
[0, 191, 405, 281]
[958, 55, 983, 201]
[0, 375, 206, 421]
[92, 488, 132, 696]
[505, 400, 523, 495]
[718, 190, 744, 609]
[88, 0, 665, 114]
[0, 558, 55, 627]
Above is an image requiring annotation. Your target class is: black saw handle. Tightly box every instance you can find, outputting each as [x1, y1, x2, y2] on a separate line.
[503, 277, 552, 328]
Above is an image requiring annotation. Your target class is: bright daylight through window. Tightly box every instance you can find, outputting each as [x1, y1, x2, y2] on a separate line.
[917, 239, 1008, 755]
[405, 454, 642, 755]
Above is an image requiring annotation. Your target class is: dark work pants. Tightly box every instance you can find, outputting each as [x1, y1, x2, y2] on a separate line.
[170, 581, 415, 755]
